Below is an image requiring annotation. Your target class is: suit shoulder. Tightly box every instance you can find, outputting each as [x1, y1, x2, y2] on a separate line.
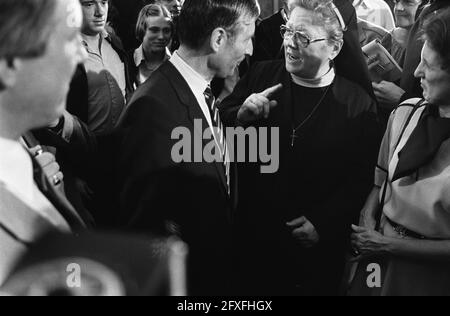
[124, 66, 185, 125]
[129, 67, 173, 102]
[126, 92, 173, 121]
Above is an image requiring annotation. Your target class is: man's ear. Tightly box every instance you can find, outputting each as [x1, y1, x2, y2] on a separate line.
[209, 27, 227, 53]
[0, 58, 20, 90]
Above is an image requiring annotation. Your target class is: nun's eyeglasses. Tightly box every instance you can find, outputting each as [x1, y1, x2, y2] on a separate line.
[280, 25, 328, 48]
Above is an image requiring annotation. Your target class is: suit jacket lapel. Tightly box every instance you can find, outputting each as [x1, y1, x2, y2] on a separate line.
[28, 151, 87, 230]
[0, 182, 57, 246]
[159, 62, 230, 196]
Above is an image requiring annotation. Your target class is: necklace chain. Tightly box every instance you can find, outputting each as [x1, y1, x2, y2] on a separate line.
[291, 84, 331, 147]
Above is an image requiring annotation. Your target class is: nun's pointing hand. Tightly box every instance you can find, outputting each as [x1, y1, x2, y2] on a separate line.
[237, 83, 283, 124]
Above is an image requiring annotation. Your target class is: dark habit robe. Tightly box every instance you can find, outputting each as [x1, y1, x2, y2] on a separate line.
[220, 60, 381, 295]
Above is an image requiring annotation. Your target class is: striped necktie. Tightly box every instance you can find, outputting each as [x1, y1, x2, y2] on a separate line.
[204, 86, 230, 195]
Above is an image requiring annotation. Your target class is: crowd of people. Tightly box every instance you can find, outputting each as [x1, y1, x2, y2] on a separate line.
[1, 0, 450, 296]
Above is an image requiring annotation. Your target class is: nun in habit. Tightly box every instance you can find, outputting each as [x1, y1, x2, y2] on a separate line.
[220, 0, 380, 295]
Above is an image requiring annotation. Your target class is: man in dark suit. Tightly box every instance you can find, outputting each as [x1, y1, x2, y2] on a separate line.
[252, 0, 290, 63]
[116, 0, 260, 295]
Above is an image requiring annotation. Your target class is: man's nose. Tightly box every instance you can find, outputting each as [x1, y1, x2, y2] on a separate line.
[95, 4, 106, 16]
[395, 1, 405, 11]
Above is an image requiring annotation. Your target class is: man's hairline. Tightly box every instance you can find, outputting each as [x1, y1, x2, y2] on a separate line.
[226, 13, 257, 39]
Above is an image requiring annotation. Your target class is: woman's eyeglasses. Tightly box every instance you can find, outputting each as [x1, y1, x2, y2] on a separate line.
[280, 25, 328, 48]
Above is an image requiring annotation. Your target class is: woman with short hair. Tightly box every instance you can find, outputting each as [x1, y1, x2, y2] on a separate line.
[350, 8, 450, 296]
[134, 3, 173, 85]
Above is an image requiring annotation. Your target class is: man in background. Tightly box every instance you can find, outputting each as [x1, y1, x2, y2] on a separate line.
[252, 0, 293, 62]
[353, 0, 396, 30]
[0, 0, 87, 285]
[67, 0, 134, 136]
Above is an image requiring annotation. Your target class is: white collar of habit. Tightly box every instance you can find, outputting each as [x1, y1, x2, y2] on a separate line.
[290, 66, 336, 88]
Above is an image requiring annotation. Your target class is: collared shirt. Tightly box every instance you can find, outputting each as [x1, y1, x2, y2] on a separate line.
[169, 52, 230, 174]
[134, 45, 171, 86]
[81, 32, 126, 135]
[0, 137, 70, 231]
[353, 0, 395, 31]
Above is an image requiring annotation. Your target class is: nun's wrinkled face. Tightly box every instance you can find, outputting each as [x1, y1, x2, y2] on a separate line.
[283, 6, 341, 79]
[415, 41, 450, 105]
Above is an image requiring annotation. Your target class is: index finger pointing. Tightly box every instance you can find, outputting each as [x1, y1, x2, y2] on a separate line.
[287, 216, 307, 228]
[261, 83, 283, 98]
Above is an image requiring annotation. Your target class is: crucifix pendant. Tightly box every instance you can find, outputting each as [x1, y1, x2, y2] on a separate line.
[291, 129, 299, 147]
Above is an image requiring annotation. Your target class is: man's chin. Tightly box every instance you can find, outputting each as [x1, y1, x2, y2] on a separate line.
[87, 25, 105, 35]
[217, 67, 236, 79]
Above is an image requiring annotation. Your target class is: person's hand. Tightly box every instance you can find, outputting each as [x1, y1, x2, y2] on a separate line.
[367, 59, 380, 71]
[30, 146, 64, 187]
[372, 81, 405, 106]
[287, 216, 320, 248]
[351, 225, 390, 260]
[237, 83, 283, 124]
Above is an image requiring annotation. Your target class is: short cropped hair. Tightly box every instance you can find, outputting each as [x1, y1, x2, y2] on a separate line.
[136, 3, 173, 42]
[423, 8, 450, 71]
[289, 0, 344, 44]
[0, 0, 57, 61]
[177, 0, 260, 50]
